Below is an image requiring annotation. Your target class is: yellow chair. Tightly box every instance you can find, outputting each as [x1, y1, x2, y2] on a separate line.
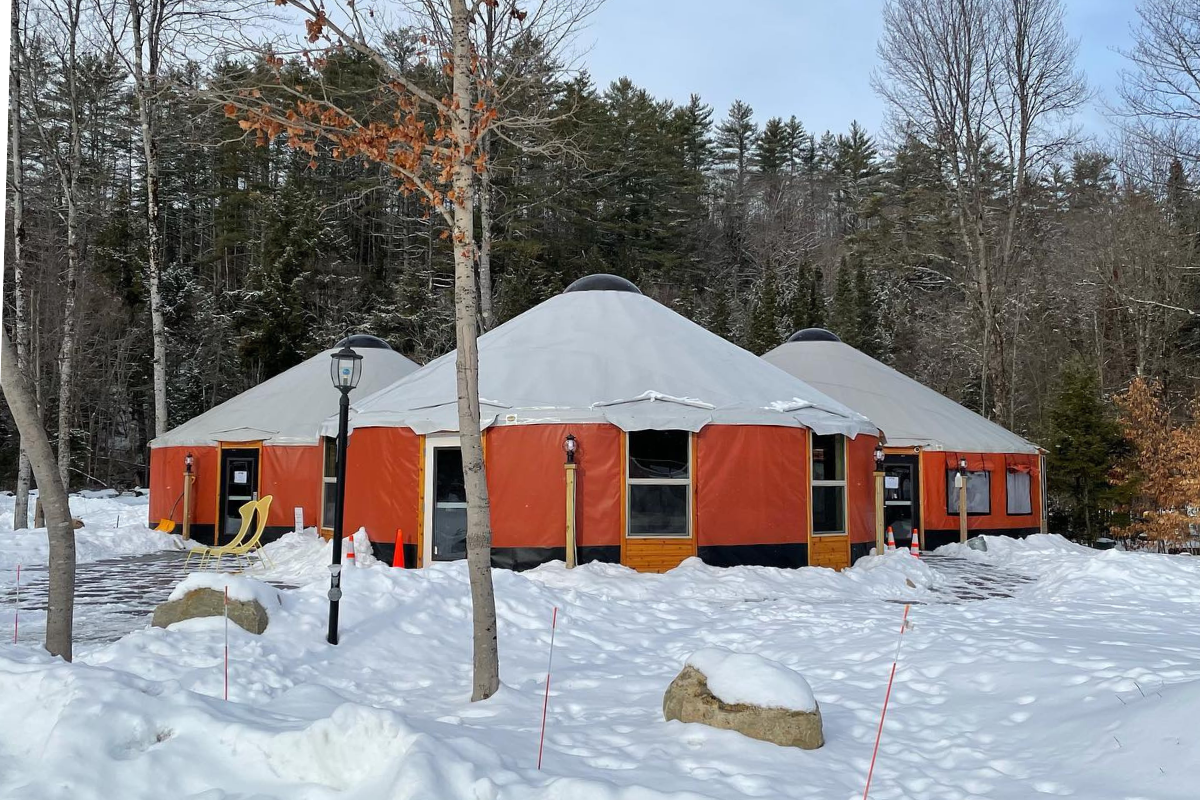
[227, 495, 275, 571]
[185, 500, 256, 568]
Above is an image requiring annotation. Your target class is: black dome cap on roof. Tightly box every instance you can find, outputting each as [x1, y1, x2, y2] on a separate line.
[563, 273, 642, 295]
[786, 328, 842, 344]
[335, 334, 393, 350]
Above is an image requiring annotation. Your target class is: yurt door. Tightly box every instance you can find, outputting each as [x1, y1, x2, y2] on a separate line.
[424, 437, 467, 562]
[218, 448, 260, 541]
[883, 454, 920, 546]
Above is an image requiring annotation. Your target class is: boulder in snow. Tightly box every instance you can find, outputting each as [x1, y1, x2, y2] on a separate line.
[968, 536, 988, 552]
[663, 648, 823, 749]
[153, 575, 281, 634]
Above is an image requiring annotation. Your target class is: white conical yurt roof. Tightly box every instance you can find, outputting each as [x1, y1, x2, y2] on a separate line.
[763, 336, 1039, 454]
[151, 344, 419, 448]
[334, 287, 877, 437]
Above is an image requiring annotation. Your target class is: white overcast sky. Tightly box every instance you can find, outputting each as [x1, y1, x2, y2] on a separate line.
[578, 0, 1138, 142]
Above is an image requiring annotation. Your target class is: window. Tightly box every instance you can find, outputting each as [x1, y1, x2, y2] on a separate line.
[321, 437, 337, 529]
[627, 430, 690, 537]
[947, 470, 991, 515]
[1006, 470, 1032, 515]
[811, 433, 846, 534]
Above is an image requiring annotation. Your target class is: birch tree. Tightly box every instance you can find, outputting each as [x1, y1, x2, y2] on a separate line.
[25, 0, 89, 490]
[1, 331, 76, 661]
[10, 0, 33, 528]
[874, 0, 1085, 423]
[229, 0, 506, 699]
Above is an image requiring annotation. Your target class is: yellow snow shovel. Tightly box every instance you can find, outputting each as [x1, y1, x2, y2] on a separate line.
[155, 492, 183, 533]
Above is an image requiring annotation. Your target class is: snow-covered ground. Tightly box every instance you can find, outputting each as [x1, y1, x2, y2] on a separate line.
[0, 491, 189, 581]
[2, 505, 1200, 798]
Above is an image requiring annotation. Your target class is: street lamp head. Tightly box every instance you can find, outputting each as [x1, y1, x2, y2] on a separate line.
[330, 345, 363, 392]
[185, 452, 194, 473]
[873, 444, 885, 469]
[958, 457, 968, 474]
[564, 433, 577, 464]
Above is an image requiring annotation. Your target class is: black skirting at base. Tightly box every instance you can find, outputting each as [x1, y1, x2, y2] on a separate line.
[850, 542, 873, 564]
[167, 523, 294, 547]
[365, 543, 623, 571]
[922, 527, 1041, 551]
[698, 544, 808, 569]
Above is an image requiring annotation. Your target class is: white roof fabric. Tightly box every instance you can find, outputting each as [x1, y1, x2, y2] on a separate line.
[150, 347, 419, 448]
[762, 340, 1040, 454]
[334, 290, 877, 438]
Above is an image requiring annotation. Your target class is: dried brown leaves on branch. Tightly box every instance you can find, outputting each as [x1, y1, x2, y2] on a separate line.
[1114, 377, 1200, 546]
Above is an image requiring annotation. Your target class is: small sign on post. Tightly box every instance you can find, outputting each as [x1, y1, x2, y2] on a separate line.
[294, 507, 304, 534]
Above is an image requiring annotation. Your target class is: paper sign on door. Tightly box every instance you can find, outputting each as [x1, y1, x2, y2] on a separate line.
[234, 470, 248, 484]
[884, 476, 900, 489]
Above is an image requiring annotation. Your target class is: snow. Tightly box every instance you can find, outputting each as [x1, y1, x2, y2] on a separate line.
[2, 524, 1200, 798]
[168, 573, 282, 607]
[0, 492, 190, 580]
[686, 647, 817, 712]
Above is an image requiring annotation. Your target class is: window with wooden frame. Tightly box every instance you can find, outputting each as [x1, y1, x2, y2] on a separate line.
[947, 470, 991, 515]
[811, 433, 847, 534]
[1006, 469, 1032, 515]
[321, 437, 337, 530]
[627, 430, 691, 537]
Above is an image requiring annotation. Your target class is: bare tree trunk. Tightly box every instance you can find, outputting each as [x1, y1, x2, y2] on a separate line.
[129, 0, 170, 436]
[11, 0, 32, 529]
[449, 0, 499, 702]
[1, 331, 76, 661]
[478, 159, 495, 330]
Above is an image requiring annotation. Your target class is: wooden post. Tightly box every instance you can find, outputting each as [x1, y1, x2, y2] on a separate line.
[182, 473, 193, 541]
[958, 475, 968, 544]
[564, 462, 578, 568]
[874, 469, 885, 555]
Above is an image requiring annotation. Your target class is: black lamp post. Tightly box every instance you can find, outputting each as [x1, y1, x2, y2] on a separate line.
[564, 433, 577, 464]
[327, 344, 363, 645]
[873, 444, 885, 472]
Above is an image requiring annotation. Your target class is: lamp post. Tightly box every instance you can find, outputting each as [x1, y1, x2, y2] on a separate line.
[873, 444, 885, 556]
[327, 344, 363, 645]
[563, 434, 578, 568]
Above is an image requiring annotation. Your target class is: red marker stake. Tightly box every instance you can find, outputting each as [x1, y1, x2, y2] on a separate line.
[223, 586, 230, 701]
[537, 606, 559, 771]
[13, 565, 20, 644]
[863, 603, 911, 800]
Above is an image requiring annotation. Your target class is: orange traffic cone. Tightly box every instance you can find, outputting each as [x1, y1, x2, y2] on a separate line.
[345, 535, 356, 566]
[392, 528, 406, 568]
[910, 528, 921, 557]
[885, 526, 896, 552]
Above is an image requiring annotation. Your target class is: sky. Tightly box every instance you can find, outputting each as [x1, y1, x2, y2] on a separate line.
[578, 0, 1139, 143]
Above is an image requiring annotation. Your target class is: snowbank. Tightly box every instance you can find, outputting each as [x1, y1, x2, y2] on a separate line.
[686, 648, 816, 712]
[4, 528, 1200, 798]
[0, 492, 188, 580]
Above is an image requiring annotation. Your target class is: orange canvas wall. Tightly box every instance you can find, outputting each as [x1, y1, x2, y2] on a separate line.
[342, 427, 421, 545]
[920, 451, 1042, 532]
[148, 446, 218, 526]
[694, 426, 808, 547]
[486, 424, 623, 551]
[260, 445, 323, 528]
[847, 434, 881, 544]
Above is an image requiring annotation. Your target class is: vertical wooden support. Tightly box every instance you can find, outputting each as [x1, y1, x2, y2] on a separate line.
[874, 469, 885, 554]
[564, 462, 578, 568]
[182, 473, 193, 541]
[958, 478, 968, 544]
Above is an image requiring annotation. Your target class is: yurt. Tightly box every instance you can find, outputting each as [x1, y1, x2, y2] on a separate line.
[763, 329, 1046, 550]
[149, 336, 419, 544]
[332, 276, 882, 572]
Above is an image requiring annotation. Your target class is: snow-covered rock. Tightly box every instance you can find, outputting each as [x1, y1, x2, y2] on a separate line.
[664, 650, 823, 749]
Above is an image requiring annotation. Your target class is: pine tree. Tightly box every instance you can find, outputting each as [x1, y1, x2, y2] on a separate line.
[831, 257, 861, 347]
[1047, 363, 1125, 541]
[746, 266, 780, 354]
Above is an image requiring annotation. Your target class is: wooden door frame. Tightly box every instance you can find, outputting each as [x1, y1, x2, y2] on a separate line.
[807, 429, 851, 568]
[422, 434, 462, 566]
[213, 441, 263, 546]
[619, 430, 698, 568]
